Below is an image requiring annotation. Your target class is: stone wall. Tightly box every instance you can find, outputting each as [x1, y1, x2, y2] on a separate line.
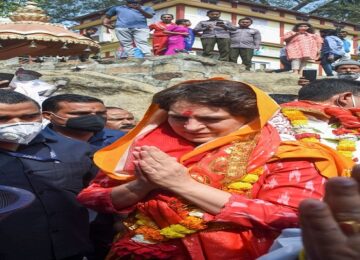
[0, 54, 301, 118]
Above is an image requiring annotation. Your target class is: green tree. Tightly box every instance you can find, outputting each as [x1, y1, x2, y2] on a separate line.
[0, 0, 123, 22]
[252, 0, 359, 24]
[1, 0, 359, 24]
[309, 1, 360, 24]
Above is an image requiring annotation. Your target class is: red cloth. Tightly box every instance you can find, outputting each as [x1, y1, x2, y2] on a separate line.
[78, 123, 327, 259]
[149, 22, 174, 56]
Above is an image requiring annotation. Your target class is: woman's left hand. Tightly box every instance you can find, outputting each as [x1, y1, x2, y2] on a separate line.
[133, 146, 194, 189]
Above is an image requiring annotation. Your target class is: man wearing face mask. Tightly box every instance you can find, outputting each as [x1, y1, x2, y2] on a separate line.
[42, 94, 125, 148]
[0, 90, 96, 259]
[42, 94, 125, 260]
[270, 78, 360, 161]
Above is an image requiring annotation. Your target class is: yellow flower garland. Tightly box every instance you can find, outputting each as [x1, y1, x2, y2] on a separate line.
[281, 108, 357, 160]
[226, 167, 264, 193]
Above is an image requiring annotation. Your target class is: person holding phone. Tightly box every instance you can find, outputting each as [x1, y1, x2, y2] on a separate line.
[103, 0, 155, 58]
[229, 17, 261, 70]
[302, 69, 317, 82]
[0, 73, 13, 89]
[298, 60, 360, 87]
[283, 23, 323, 75]
[193, 10, 234, 61]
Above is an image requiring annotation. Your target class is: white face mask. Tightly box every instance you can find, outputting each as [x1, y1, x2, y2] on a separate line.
[0, 122, 42, 145]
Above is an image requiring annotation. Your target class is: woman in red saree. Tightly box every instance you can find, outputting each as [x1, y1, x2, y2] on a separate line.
[149, 14, 175, 56]
[78, 79, 352, 259]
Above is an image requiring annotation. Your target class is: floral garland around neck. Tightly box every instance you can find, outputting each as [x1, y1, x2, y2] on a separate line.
[123, 198, 208, 244]
[281, 107, 360, 161]
[124, 137, 265, 244]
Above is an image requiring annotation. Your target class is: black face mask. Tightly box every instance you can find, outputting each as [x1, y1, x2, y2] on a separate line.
[65, 115, 106, 132]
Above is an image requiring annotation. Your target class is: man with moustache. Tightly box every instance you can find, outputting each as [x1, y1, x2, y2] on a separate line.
[298, 60, 360, 86]
[106, 107, 136, 132]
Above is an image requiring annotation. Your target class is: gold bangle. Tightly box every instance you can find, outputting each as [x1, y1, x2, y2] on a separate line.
[339, 220, 360, 235]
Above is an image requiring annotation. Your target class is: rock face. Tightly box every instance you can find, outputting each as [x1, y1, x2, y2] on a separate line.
[0, 54, 301, 118]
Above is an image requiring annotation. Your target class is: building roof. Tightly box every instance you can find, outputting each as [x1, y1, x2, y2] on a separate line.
[71, 0, 359, 28]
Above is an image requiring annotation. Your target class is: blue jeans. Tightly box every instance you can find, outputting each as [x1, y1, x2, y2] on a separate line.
[273, 56, 292, 73]
[321, 54, 341, 76]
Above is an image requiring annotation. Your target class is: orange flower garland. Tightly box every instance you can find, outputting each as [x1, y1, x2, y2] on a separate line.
[282, 107, 360, 160]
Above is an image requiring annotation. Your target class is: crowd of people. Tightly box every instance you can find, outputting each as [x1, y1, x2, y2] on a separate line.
[101, 0, 356, 75]
[1, 60, 360, 259]
[1, 0, 360, 259]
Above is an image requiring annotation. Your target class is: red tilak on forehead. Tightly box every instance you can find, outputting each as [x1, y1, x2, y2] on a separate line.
[182, 110, 193, 116]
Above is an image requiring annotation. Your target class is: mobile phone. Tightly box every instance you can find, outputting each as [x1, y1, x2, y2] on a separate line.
[302, 69, 317, 82]
[0, 73, 14, 82]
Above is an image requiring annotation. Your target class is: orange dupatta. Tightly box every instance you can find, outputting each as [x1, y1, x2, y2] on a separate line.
[94, 80, 352, 181]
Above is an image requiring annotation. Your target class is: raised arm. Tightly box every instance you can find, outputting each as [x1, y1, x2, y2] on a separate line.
[283, 31, 298, 43]
[103, 7, 116, 29]
[77, 170, 157, 214]
[133, 5, 154, 19]
[134, 145, 327, 230]
[103, 16, 114, 29]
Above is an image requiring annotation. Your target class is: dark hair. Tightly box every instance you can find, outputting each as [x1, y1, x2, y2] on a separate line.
[106, 106, 125, 110]
[42, 94, 103, 112]
[176, 19, 189, 25]
[319, 29, 337, 36]
[207, 10, 221, 15]
[153, 80, 258, 120]
[269, 94, 298, 104]
[0, 89, 40, 109]
[298, 79, 360, 101]
[86, 27, 98, 32]
[161, 14, 174, 19]
[239, 17, 253, 23]
[292, 23, 315, 33]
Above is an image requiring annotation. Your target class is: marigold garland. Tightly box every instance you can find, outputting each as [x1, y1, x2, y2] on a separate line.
[131, 207, 207, 242]
[225, 167, 264, 193]
[134, 226, 164, 242]
[281, 107, 360, 160]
